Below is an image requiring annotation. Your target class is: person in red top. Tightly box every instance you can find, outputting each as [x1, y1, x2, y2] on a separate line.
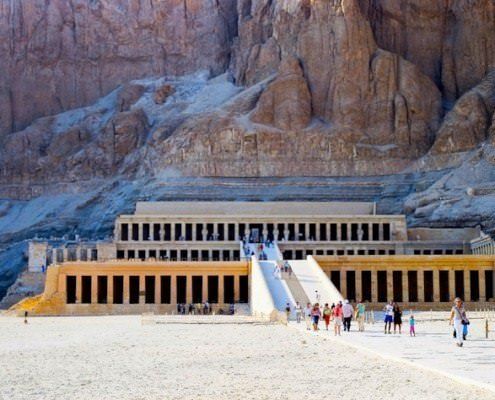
[311, 303, 322, 331]
[332, 301, 343, 336]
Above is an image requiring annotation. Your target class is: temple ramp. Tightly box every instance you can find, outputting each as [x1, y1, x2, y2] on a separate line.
[289, 256, 343, 305]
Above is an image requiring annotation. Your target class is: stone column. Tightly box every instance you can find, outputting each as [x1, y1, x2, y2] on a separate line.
[262, 224, 268, 242]
[448, 270, 455, 302]
[187, 249, 191, 261]
[326, 223, 331, 242]
[171, 223, 176, 241]
[213, 223, 218, 241]
[208, 249, 213, 261]
[155, 275, 161, 305]
[171, 275, 177, 305]
[218, 275, 225, 304]
[139, 275, 146, 305]
[123, 275, 130, 304]
[91, 275, 98, 304]
[234, 275, 240, 303]
[337, 223, 342, 241]
[379, 223, 384, 241]
[202, 226, 208, 241]
[108, 275, 114, 304]
[371, 270, 378, 303]
[433, 270, 440, 302]
[355, 270, 362, 302]
[186, 275, 192, 303]
[219, 250, 224, 261]
[367, 224, 372, 241]
[479, 270, 486, 301]
[315, 223, 321, 241]
[284, 224, 290, 241]
[347, 223, 352, 241]
[192, 224, 197, 242]
[181, 223, 186, 240]
[160, 224, 165, 241]
[87, 248, 92, 261]
[52, 248, 57, 264]
[62, 248, 68, 262]
[463, 270, 471, 302]
[202, 275, 208, 303]
[417, 270, 425, 302]
[76, 275, 82, 304]
[273, 227, 279, 242]
[386, 270, 393, 302]
[305, 223, 310, 241]
[402, 270, 408, 303]
[295, 223, 300, 241]
[234, 224, 240, 241]
[138, 223, 143, 242]
[341, 270, 347, 299]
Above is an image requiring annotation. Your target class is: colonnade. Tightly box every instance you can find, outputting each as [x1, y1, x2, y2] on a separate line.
[116, 221, 394, 243]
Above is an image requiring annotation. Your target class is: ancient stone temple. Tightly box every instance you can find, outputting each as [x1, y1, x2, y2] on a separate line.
[20, 201, 494, 316]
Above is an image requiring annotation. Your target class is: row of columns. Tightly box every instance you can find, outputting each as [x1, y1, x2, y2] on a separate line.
[337, 269, 489, 303]
[117, 222, 393, 242]
[472, 240, 495, 255]
[120, 248, 240, 261]
[69, 274, 243, 305]
[50, 247, 96, 264]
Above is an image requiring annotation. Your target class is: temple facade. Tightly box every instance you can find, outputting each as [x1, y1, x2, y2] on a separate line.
[20, 201, 494, 316]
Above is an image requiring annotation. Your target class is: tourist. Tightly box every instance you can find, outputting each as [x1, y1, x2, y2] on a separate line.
[409, 315, 416, 337]
[188, 303, 194, 315]
[384, 301, 394, 334]
[304, 302, 312, 330]
[285, 303, 291, 321]
[203, 301, 210, 315]
[315, 290, 321, 303]
[284, 262, 288, 274]
[177, 303, 182, 315]
[322, 303, 332, 330]
[450, 298, 468, 347]
[355, 300, 366, 332]
[24, 311, 28, 324]
[288, 265, 292, 278]
[230, 303, 235, 315]
[342, 299, 353, 332]
[333, 302, 343, 336]
[311, 303, 321, 331]
[393, 303, 402, 334]
[295, 302, 302, 323]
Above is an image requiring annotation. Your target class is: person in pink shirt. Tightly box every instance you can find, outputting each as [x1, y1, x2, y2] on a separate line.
[332, 301, 343, 336]
[311, 303, 322, 331]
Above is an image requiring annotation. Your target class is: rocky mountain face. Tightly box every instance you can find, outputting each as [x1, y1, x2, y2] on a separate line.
[0, 0, 495, 300]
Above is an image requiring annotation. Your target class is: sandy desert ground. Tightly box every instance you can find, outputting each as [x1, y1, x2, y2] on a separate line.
[0, 315, 494, 400]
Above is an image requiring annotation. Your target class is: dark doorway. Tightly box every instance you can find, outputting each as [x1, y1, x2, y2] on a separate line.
[113, 276, 124, 304]
[132, 224, 139, 241]
[201, 250, 209, 261]
[341, 224, 348, 241]
[138, 250, 145, 260]
[377, 271, 387, 302]
[319, 224, 327, 241]
[351, 224, 358, 241]
[129, 276, 140, 304]
[288, 223, 295, 241]
[383, 224, 391, 240]
[470, 271, 479, 301]
[208, 276, 219, 303]
[223, 250, 230, 261]
[240, 275, 249, 303]
[361, 271, 371, 302]
[331, 271, 340, 291]
[346, 271, 356, 301]
[486, 271, 494, 301]
[196, 223, 203, 241]
[164, 224, 171, 241]
[224, 275, 235, 303]
[180, 250, 188, 261]
[81, 276, 92, 304]
[153, 224, 161, 241]
[228, 224, 236, 241]
[192, 276, 203, 303]
[175, 223, 182, 240]
[283, 250, 293, 259]
[295, 250, 303, 260]
[309, 224, 316, 241]
[121, 224, 129, 241]
[170, 250, 178, 260]
[217, 224, 225, 241]
[372, 224, 379, 241]
[66, 276, 76, 304]
[160, 276, 171, 304]
[330, 224, 337, 241]
[212, 250, 220, 261]
[393, 271, 402, 302]
[408, 271, 418, 302]
[185, 224, 193, 241]
[362, 223, 369, 241]
[424, 271, 434, 302]
[439, 271, 450, 302]
[277, 223, 285, 241]
[143, 224, 150, 241]
[176, 276, 187, 304]
[97, 276, 108, 304]
[455, 270, 464, 299]
[145, 276, 155, 304]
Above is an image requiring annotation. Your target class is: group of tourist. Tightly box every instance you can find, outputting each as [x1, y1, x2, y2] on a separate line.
[273, 261, 292, 279]
[290, 299, 367, 335]
[176, 302, 211, 315]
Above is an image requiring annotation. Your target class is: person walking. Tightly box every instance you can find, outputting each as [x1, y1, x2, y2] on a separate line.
[342, 300, 353, 332]
[393, 303, 402, 334]
[311, 303, 321, 331]
[295, 302, 303, 323]
[285, 303, 291, 321]
[450, 298, 468, 347]
[409, 315, 416, 337]
[384, 301, 394, 334]
[315, 290, 321, 304]
[355, 300, 366, 332]
[322, 303, 332, 331]
[304, 302, 312, 330]
[333, 302, 343, 336]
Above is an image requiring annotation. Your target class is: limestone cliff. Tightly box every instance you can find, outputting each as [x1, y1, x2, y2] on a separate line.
[1, 0, 495, 300]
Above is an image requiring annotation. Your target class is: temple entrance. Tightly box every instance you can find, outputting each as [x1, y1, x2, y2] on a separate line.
[249, 224, 263, 242]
